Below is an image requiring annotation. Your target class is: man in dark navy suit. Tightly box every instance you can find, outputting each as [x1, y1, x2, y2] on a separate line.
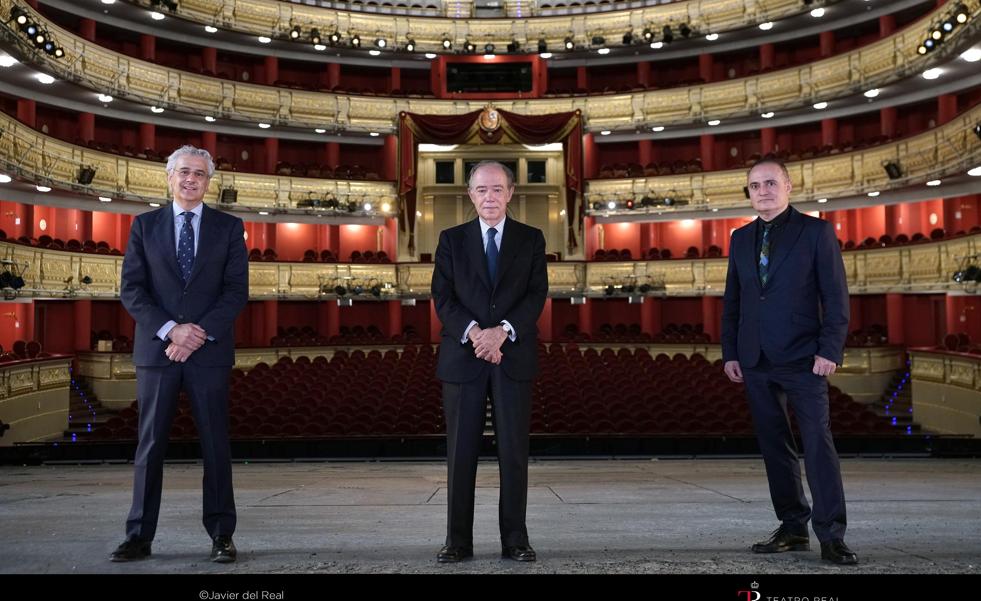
[721, 156, 858, 565]
[431, 161, 548, 563]
[111, 145, 248, 563]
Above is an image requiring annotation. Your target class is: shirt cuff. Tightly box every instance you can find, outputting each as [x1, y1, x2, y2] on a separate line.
[156, 320, 177, 341]
[501, 320, 517, 342]
[462, 320, 478, 344]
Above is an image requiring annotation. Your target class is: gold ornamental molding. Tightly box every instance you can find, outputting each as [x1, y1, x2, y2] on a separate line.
[132, 0, 804, 53]
[0, 111, 397, 212]
[0, 1, 975, 132]
[586, 103, 981, 211]
[4, 232, 981, 301]
[909, 349, 981, 437]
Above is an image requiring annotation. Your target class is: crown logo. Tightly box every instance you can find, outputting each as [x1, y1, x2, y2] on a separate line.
[751, 582, 759, 590]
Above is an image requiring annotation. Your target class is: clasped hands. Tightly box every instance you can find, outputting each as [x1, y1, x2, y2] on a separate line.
[468, 325, 507, 365]
[165, 323, 207, 363]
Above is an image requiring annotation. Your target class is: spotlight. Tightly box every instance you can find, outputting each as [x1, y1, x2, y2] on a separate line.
[464, 40, 475, 52]
[290, 25, 301, 39]
[329, 31, 341, 44]
[346, 200, 358, 212]
[351, 34, 360, 47]
[591, 36, 605, 47]
[591, 201, 602, 211]
[11, 7, 28, 27]
[625, 199, 635, 209]
[924, 38, 936, 51]
[77, 165, 96, 185]
[973, 122, 981, 141]
[484, 43, 495, 54]
[375, 38, 387, 49]
[662, 25, 674, 44]
[310, 28, 321, 44]
[883, 161, 902, 180]
[622, 31, 633, 45]
[42, 40, 56, 55]
[442, 37, 452, 49]
[507, 40, 519, 53]
[642, 28, 653, 42]
[564, 36, 574, 50]
[54, 47, 64, 58]
[538, 38, 547, 52]
[678, 23, 691, 38]
[954, 3, 969, 24]
[218, 188, 237, 204]
[405, 39, 416, 52]
[942, 19, 955, 32]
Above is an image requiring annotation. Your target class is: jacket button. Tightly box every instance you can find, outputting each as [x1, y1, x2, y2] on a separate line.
[759, 296, 765, 301]
[178, 314, 184, 319]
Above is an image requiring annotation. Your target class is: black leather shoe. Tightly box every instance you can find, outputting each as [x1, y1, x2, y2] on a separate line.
[752, 524, 810, 553]
[821, 539, 858, 565]
[437, 545, 473, 563]
[211, 535, 237, 563]
[501, 545, 537, 562]
[110, 538, 151, 562]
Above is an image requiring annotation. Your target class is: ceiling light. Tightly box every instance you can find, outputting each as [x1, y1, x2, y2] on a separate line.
[99, 196, 112, 202]
[363, 202, 372, 211]
[369, 49, 381, 56]
[205, 115, 216, 122]
[205, 25, 218, 33]
[314, 44, 326, 51]
[651, 126, 665, 132]
[705, 33, 719, 41]
[707, 119, 721, 126]
[650, 41, 663, 49]
[597, 47, 610, 55]
[258, 122, 271, 129]
[36, 185, 51, 192]
[405, 39, 415, 52]
[607, 201, 617, 210]
[258, 211, 269, 216]
[600, 130, 611, 136]
[813, 101, 828, 109]
[290, 26, 301, 40]
[425, 53, 437, 59]
[761, 112, 774, 119]
[258, 36, 271, 44]
[564, 37, 574, 50]
[442, 37, 452, 49]
[149, 202, 161, 207]
[35, 73, 55, 84]
[150, 106, 164, 113]
[351, 35, 361, 47]
[922, 68, 943, 79]
[150, 11, 165, 21]
[816, 198, 828, 203]
[315, 128, 326, 134]
[97, 94, 113, 102]
[810, 8, 825, 17]
[540, 52, 552, 59]
[863, 89, 880, 98]
[0, 54, 17, 68]
[867, 191, 880, 197]
[926, 179, 941, 186]
[0, 174, 11, 183]
[369, 132, 380, 137]
[968, 166, 981, 176]
[375, 38, 387, 49]
[759, 22, 774, 31]
[960, 48, 981, 62]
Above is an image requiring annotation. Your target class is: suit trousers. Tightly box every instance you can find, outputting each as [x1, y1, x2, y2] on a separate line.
[126, 362, 236, 541]
[442, 364, 531, 548]
[743, 355, 847, 542]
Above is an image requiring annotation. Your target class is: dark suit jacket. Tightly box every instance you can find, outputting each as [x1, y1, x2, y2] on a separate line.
[121, 203, 249, 368]
[431, 218, 548, 383]
[721, 206, 849, 368]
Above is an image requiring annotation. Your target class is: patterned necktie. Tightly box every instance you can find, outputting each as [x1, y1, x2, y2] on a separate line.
[177, 211, 195, 283]
[759, 222, 773, 287]
[486, 227, 499, 281]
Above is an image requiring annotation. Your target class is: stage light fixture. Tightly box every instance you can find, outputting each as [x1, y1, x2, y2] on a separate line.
[290, 25, 301, 39]
[375, 38, 387, 49]
[329, 31, 341, 44]
[564, 36, 574, 50]
[442, 37, 452, 49]
[883, 161, 903, 180]
[662, 26, 674, 44]
[405, 39, 416, 52]
[642, 28, 653, 41]
[622, 31, 633, 45]
[310, 28, 321, 44]
[678, 23, 691, 38]
[77, 165, 96, 185]
[538, 39, 547, 52]
[464, 40, 476, 53]
[351, 35, 361, 47]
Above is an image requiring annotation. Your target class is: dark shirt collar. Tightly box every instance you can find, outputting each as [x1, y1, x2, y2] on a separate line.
[758, 205, 792, 229]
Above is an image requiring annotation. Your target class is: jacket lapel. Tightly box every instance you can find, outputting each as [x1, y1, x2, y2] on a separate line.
[156, 205, 182, 283]
[185, 204, 212, 286]
[466, 219, 492, 291]
[738, 225, 760, 293]
[764, 207, 804, 287]
[492, 220, 520, 290]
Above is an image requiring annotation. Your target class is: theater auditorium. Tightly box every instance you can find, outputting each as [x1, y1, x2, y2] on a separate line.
[0, 0, 979, 575]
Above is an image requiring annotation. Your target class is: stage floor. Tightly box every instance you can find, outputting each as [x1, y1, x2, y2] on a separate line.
[1, 458, 978, 574]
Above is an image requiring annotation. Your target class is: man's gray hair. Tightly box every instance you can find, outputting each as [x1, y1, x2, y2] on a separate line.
[467, 160, 515, 189]
[166, 145, 215, 178]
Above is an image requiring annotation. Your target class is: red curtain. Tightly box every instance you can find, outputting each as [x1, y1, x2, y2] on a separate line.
[398, 109, 583, 253]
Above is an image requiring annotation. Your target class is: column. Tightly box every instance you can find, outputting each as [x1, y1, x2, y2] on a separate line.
[698, 53, 713, 83]
[80, 18, 96, 42]
[265, 137, 279, 174]
[201, 131, 217, 157]
[74, 300, 92, 351]
[701, 296, 719, 343]
[937, 94, 958, 125]
[759, 43, 775, 70]
[761, 127, 776, 155]
[263, 301, 278, 346]
[886, 293, 905, 345]
[821, 118, 837, 147]
[326, 142, 340, 169]
[880, 107, 898, 138]
[640, 298, 661, 336]
[16, 99, 36, 128]
[576, 66, 588, 91]
[700, 134, 715, 171]
[79, 112, 96, 143]
[140, 34, 155, 61]
[536, 298, 553, 343]
[388, 300, 402, 339]
[429, 300, 441, 344]
[390, 67, 401, 92]
[139, 123, 155, 152]
[819, 31, 835, 58]
[636, 61, 651, 87]
[202, 47, 217, 73]
[264, 56, 279, 85]
[638, 139, 652, 166]
[577, 301, 593, 338]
